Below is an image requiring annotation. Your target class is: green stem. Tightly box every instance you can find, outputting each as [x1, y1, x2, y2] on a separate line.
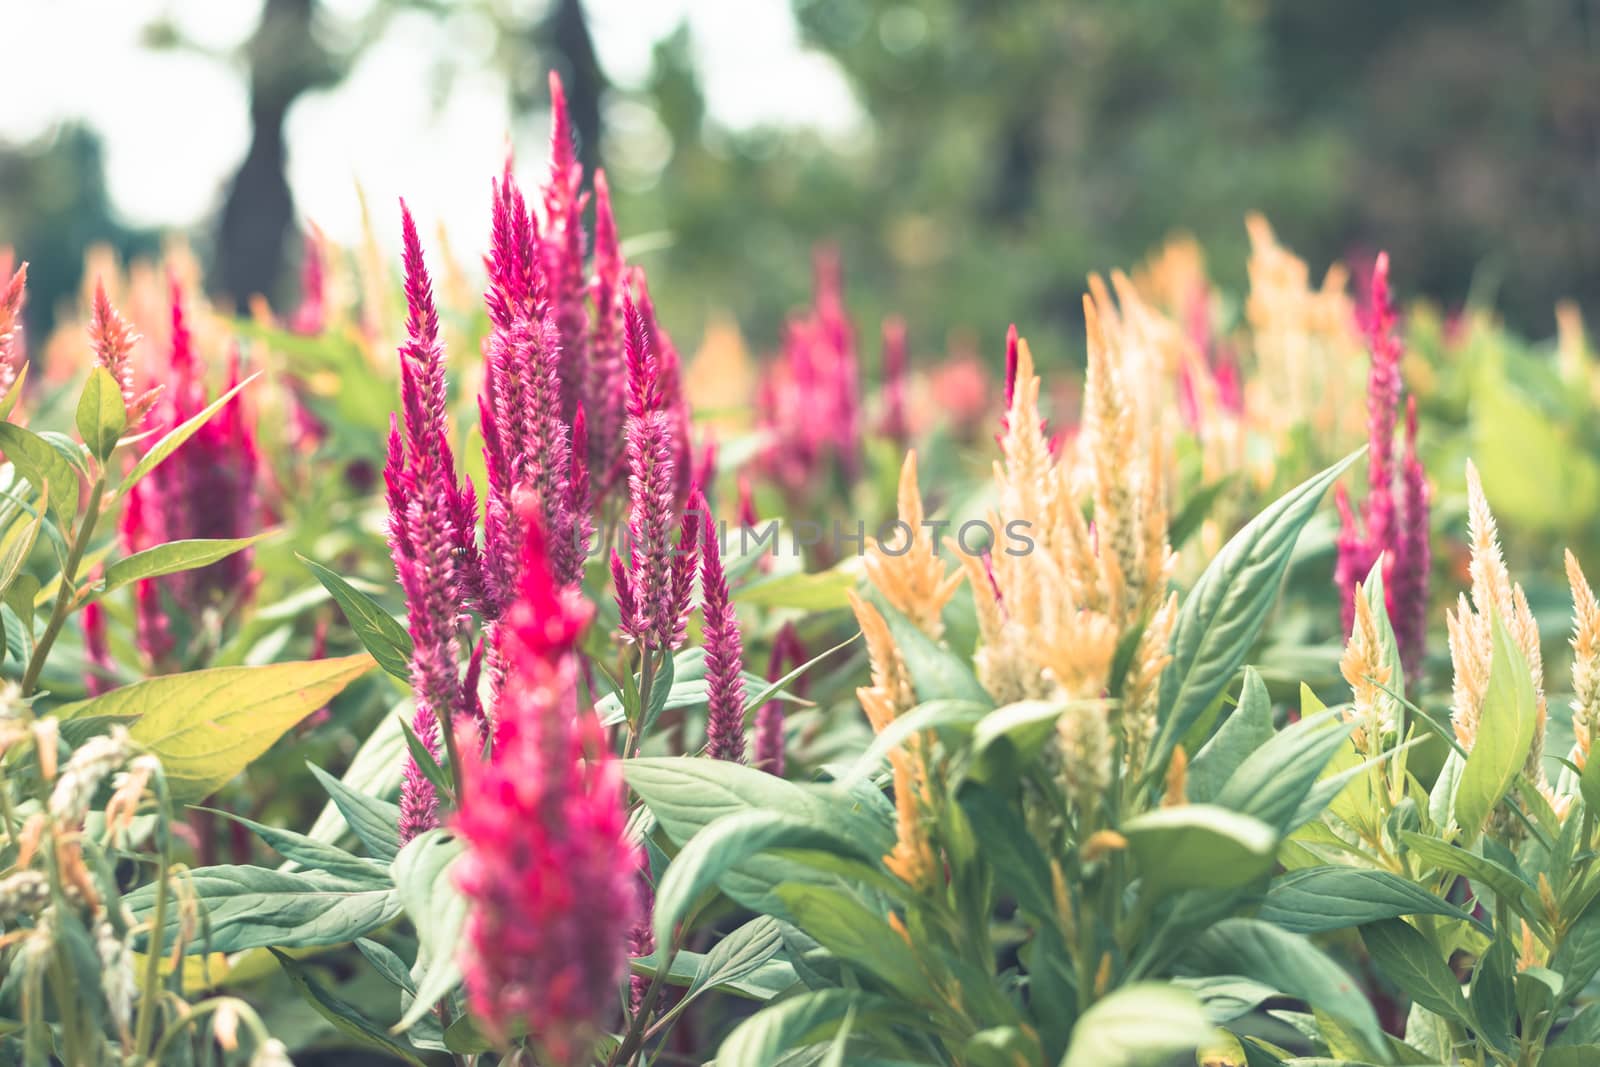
[133, 777, 174, 1062]
[21, 474, 106, 697]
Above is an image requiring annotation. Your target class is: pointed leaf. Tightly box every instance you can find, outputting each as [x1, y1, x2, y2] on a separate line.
[76, 366, 127, 462]
[103, 536, 267, 595]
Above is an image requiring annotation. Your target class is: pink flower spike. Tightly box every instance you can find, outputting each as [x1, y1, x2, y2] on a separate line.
[1391, 396, 1431, 683]
[697, 492, 746, 762]
[587, 169, 629, 490]
[880, 316, 910, 446]
[455, 500, 634, 1061]
[82, 599, 115, 696]
[543, 70, 590, 426]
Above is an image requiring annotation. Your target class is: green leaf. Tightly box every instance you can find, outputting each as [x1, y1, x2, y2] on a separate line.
[1178, 918, 1385, 1060]
[1168, 476, 1236, 550]
[75, 367, 126, 462]
[306, 713, 405, 855]
[872, 594, 990, 705]
[1543, 1047, 1600, 1067]
[1189, 668, 1274, 802]
[0, 423, 79, 524]
[391, 829, 467, 1032]
[1060, 983, 1214, 1067]
[1122, 804, 1277, 896]
[653, 809, 879, 951]
[961, 784, 1057, 922]
[0, 493, 44, 601]
[839, 699, 988, 788]
[397, 713, 450, 798]
[1361, 919, 1474, 1029]
[778, 882, 937, 1000]
[1213, 708, 1353, 833]
[689, 916, 786, 998]
[1150, 451, 1361, 776]
[196, 807, 390, 885]
[55, 654, 375, 800]
[1455, 612, 1539, 838]
[125, 865, 400, 953]
[116, 371, 259, 499]
[309, 761, 402, 862]
[971, 700, 1105, 782]
[735, 566, 858, 611]
[102, 536, 266, 595]
[1549, 899, 1600, 997]
[299, 555, 414, 682]
[1398, 831, 1537, 918]
[0, 362, 29, 421]
[1258, 867, 1479, 935]
[625, 757, 895, 917]
[715, 989, 875, 1066]
[269, 950, 427, 1066]
[356, 938, 416, 993]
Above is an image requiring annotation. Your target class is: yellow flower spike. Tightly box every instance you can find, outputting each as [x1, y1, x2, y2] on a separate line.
[1163, 746, 1189, 807]
[33, 720, 58, 782]
[1538, 873, 1559, 924]
[1081, 829, 1128, 863]
[849, 591, 914, 733]
[1450, 464, 1548, 781]
[1566, 549, 1600, 770]
[1519, 920, 1539, 972]
[864, 452, 963, 641]
[883, 746, 936, 891]
[1341, 581, 1394, 758]
[1092, 952, 1113, 997]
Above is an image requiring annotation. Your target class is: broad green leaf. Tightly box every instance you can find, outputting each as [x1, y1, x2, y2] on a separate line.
[299, 554, 414, 682]
[653, 809, 877, 951]
[102, 536, 266, 595]
[0, 423, 78, 523]
[1214, 709, 1353, 833]
[1552, 1002, 1600, 1047]
[116, 372, 259, 499]
[777, 882, 937, 1001]
[1455, 612, 1538, 838]
[962, 784, 1057, 922]
[626, 757, 895, 918]
[356, 938, 415, 993]
[391, 829, 468, 1031]
[75, 366, 127, 462]
[1549, 899, 1600, 998]
[1361, 919, 1474, 1029]
[125, 865, 400, 953]
[1122, 805, 1277, 896]
[1060, 983, 1213, 1067]
[56, 654, 374, 799]
[1398, 831, 1538, 918]
[715, 989, 875, 1066]
[1150, 451, 1360, 776]
[1178, 918, 1385, 1060]
[971, 700, 1106, 783]
[872, 594, 990, 705]
[1258, 867, 1478, 934]
[1544, 1047, 1600, 1067]
[1189, 668, 1274, 802]
[306, 717, 405, 860]
[269, 950, 427, 1066]
[689, 916, 787, 999]
[197, 807, 390, 885]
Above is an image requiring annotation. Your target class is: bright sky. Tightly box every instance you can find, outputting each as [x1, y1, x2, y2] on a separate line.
[1, 0, 862, 249]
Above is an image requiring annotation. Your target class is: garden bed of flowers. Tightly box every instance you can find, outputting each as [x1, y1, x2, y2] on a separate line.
[4, 75, 1600, 1067]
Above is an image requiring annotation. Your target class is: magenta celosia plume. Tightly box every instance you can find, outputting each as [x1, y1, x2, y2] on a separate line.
[477, 164, 587, 629]
[121, 283, 261, 669]
[543, 71, 590, 430]
[755, 622, 805, 777]
[880, 316, 910, 446]
[697, 492, 747, 762]
[386, 204, 480, 842]
[587, 169, 630, 494]
[1334, 252, 1431, 683]
[0, 258, 27, 397]
[756, 247, 863, 498]
[454, 502, 637, 1060]
[615, 297, 698, 651]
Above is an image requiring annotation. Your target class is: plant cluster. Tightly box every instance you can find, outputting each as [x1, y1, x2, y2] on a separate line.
[4, 71, 1600, 1067]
